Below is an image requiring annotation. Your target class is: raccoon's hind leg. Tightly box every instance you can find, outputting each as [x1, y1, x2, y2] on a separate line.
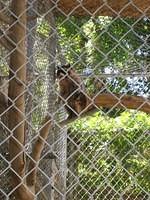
[74, 93, 87, 114]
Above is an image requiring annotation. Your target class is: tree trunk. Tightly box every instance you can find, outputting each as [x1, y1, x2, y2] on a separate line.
[41, 10, 67, 200]
[0, 77, 9, 200]
[25, 0, 37, 153]
[8, 1, 33, 199]
[38, 11, 57, 199]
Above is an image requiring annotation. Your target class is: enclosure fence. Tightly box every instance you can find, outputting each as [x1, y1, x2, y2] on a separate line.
[0, 0, 150, 200]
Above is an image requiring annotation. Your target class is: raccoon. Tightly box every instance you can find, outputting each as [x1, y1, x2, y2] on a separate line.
[56, 63, 87, 119]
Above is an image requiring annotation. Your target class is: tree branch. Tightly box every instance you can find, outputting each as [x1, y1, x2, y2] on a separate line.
[58, 93, 150, 127]
[0, 29, 15, 50]
[26, 116, 52, 192]
[0, 92, 8, 110]
[0, 11, 12, 24]
[93, 93, 150, 114]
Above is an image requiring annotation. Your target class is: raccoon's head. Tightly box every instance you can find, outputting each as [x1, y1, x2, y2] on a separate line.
[56, 63, 72, 79]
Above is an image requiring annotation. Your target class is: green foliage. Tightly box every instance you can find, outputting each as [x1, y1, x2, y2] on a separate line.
[92, 17, 149, 69]
[37, 19, 51, 38]
[56, 16, 149, 71]
[68, 111, 150, 199]
[57, 16, 90, 70]
[56, 16, 149, 98]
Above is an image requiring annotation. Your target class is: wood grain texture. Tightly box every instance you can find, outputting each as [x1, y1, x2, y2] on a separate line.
[55, 0, 150, 17]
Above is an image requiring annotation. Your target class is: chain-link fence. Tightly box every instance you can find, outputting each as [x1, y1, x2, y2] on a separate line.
[0, 0, 150, 199]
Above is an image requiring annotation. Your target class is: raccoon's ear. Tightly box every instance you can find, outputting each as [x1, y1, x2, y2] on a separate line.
[56, 66, 65, 72]
[65, 63, 71, 69]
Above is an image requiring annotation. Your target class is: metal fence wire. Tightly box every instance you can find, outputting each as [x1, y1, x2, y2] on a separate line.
[0, 0, 150, 200]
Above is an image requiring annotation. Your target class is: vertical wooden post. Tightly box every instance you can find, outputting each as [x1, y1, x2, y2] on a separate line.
[8, 1, 33, 199]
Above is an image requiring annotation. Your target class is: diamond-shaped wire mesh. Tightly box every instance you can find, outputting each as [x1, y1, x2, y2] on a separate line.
[0, 0, 150, 199]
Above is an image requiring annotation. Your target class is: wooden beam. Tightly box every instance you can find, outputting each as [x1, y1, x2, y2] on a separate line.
[55, 0, 150, 17]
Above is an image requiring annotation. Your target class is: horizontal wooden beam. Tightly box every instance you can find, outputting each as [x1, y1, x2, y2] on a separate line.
[59, 93, 150, 126]
[55, 0, 150, 17]
[93, 93, 150, 114]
